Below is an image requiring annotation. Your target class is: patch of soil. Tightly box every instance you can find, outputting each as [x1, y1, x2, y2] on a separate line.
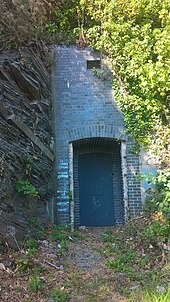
[0, 221, 169, 302]
[64, 227, 128, 302]
[0, 227, 128, 302]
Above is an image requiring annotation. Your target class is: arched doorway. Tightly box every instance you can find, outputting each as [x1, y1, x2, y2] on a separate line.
[73, 138, 124, 226]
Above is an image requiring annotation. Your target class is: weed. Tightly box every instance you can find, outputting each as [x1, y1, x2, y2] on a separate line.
[26, 239, 38, 249]
[27, 247, 38, 256]
[16, 180, 38, 197]
[32, 266, 44, 275]
[142, 221, 170, 244]
[140, 287, 170, 302]
[140, 255, 150, 268]
[16, 286, 22, 292]
[72, 230, 85, 239]
[101, 230, 113, 242]
[28, 218, 46, 240]
[16, 257, 33, 273]
[91, 277, 103, 289]
[52, 288, 70, 302]
[28, 273, 43, 292]
[50, 224, 68, 242]
[25, 239, 38, 256]
[107, 249, 136, 274]
[49, 224, 71, 255]
[58, 240, 69, 255]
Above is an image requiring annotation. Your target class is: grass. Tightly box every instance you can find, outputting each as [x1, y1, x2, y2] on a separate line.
[62, 270, 111, 302]
[52, 288, 70, 302]
[2, 217, 169, 302]
[142, 288, 170, 302]
[28, 273, 43, 292]
[98, 221, 170, 301]
[128, 287, 170, 302]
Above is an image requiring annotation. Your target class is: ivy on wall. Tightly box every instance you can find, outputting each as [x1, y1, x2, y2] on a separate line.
[47, 0, 170, 165]
[1, 0, 170, 166]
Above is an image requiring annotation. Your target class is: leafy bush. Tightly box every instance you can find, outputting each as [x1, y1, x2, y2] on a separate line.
[145, 169, 170, 221]
[143, 221, 170, 244]
[144, 169, 170, 243]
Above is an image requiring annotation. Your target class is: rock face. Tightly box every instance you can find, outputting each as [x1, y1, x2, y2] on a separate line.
[0, 42, 55, 248]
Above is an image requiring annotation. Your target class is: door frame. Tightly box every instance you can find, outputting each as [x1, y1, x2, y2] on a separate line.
[69, 140, 128, 229]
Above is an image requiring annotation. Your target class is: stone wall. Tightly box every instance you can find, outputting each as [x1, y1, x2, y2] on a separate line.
[0, 42, 55, 248]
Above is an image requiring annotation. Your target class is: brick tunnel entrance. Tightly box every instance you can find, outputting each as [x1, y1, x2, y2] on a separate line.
[72, 138, 124, 226]
[54, 46, 142, 225]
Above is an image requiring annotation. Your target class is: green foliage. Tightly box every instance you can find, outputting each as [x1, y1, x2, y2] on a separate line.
[28, 218, 46, 240]
[143, 169, 170, 243]
[49, 224, 70, 255]
[143, 221, 170, 244]
[1, 1, 169, 164]
[28, 273, 43, 292]
[46, 0, 170, 163]
[25, 239, 38, 256]
[69, 191, 73, 202]
[58, 240, 69, 255]
[140, 287, 170, 302]
[93, 68, 107, 80]
[145, 171, 170, 216]
[107, 249, 136, 274]
[16, 180, 38, 197]
[101, 230, 114, 242]
[52, 288, 70, 302]
[50, 224, 69, 241]
[72, 230, 85, 239]
[153, 169, 170, 222]
[16, 257, 33, 273]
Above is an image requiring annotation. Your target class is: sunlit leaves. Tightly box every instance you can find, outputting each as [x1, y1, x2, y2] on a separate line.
[46, 0, 170, 164]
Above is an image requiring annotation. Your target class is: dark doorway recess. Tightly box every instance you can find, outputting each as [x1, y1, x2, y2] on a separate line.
[79, 153, 114, 226]
[73, 138, 124, 227]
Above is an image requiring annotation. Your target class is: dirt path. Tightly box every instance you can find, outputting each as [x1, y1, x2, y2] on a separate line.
[63, 228, 127, 302]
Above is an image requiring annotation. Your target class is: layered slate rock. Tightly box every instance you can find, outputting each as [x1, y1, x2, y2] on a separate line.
[0, 42, 54, 249]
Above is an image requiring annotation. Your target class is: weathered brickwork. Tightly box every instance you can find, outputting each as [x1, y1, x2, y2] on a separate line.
[53, 45, 142, 225]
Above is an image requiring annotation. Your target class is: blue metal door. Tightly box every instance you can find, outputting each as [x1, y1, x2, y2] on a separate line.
[79, 153, 114, 226]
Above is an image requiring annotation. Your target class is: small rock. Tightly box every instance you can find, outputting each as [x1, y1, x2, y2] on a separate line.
[156, 285, 166, 293]
[59, 265, 64, 270]
[41, 240, 49, 247]
[79, 226, 86, 231]
[129, 285, 141, 290]
[0, 263, 6, 271]
[48, 299, 54, 302]
[47, 253, 57, 259]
